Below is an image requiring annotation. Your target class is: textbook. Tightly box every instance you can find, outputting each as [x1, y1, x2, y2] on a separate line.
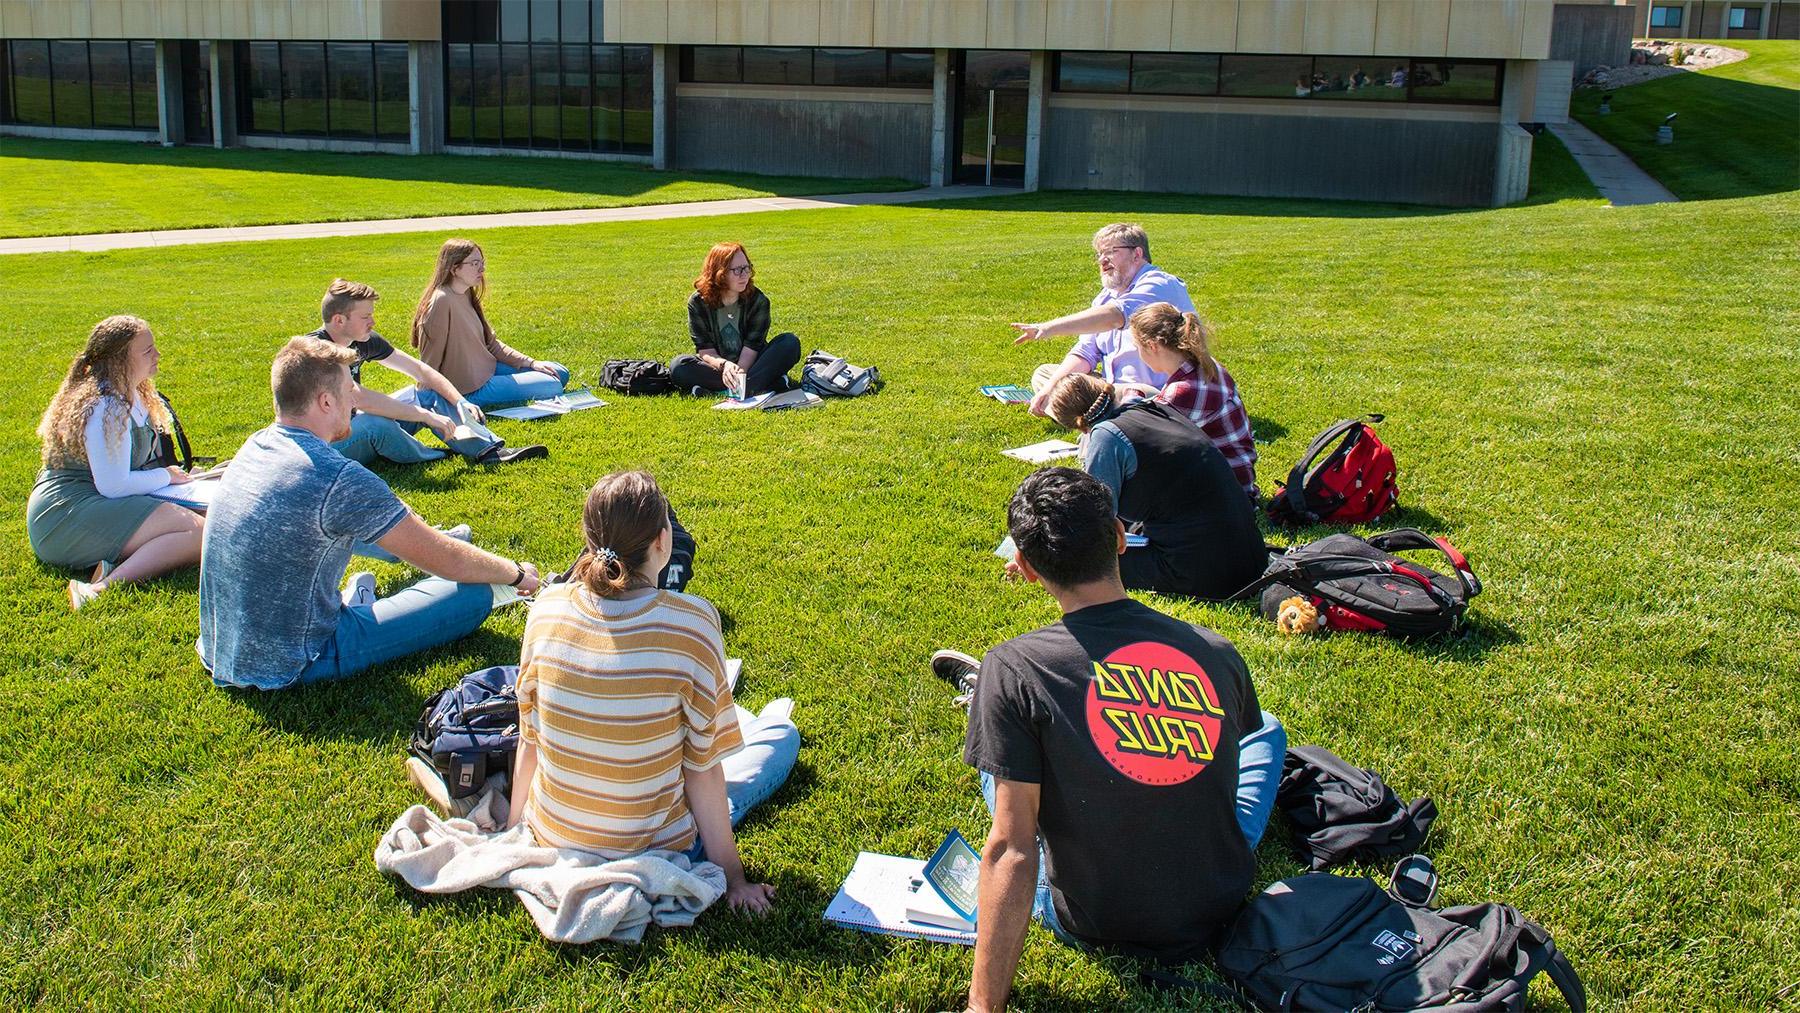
[486, 387, 607, 421]
[711, 389, 825, 412]
[823, 851, 977, 946]
[1001, 439, 1080, 464]
[150, 480, 219, 511]
[981, 384, 1032, 404]
[912, 829, 980, 929]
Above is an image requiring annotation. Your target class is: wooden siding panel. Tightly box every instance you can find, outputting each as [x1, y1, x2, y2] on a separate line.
[1170, 0, 1240, 50]
[250, 0, 293, 39]
[767, 0, 822, 44]
[1304, 0, 1378, 53]
[377, 0, 444, 39]
[1112, 0, 1177, 50]
[817, 0, 876, 45]
[987, 0, 1048, 48]
[1447, 0, 1525, 57]
[1521, 0, 1556, 59]
[666, 0, 719, 43]
[718, 0, 771, 44]
[1236, 0, 1307, 51]
[610, 0, 671, 42]
[289, 0, 329, 37]
[873, 0, 987, 48]
[1374, 0, 1451, 56]
[216, 0, 253, 37]
[1045, 0, 1110, 47]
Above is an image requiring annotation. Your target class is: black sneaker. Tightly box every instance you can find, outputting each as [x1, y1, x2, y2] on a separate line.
[930, 649, 981, 707]
[477, 443, 548, 464]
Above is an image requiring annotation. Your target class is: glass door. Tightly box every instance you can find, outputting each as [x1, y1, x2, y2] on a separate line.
[952, 50, 1028, 186]
[178, 40, 212, 143]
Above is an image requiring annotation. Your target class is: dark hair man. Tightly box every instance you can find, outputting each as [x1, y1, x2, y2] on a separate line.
[932, 467, 1286, 1012]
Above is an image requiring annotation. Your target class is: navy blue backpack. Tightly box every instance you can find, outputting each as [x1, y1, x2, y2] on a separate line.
[410, 665, 520, 801]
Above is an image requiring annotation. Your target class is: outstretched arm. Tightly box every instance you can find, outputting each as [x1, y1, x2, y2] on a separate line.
[1010, 304, 1125, 345]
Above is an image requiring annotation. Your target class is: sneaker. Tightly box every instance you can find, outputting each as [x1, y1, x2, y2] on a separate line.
[690, 385, 709, 398]
[406, 756, 477, 819]
[930, 649, 981, 707]
[758, 697, 796, 725]
[342, 571, 378, 608]
[67, 579, 102, 611]
[477, 443, 548, 465]
[439, 523, 472, 543]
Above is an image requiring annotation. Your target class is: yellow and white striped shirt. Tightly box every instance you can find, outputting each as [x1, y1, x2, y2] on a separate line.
[517, 583, 742, 857]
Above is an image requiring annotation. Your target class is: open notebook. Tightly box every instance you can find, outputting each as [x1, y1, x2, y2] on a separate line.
[823, 851, 977, 946]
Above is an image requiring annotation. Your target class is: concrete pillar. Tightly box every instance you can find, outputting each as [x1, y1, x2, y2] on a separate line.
[1492, 59, 1535, 206]
[652, 44, 675, 170]
[929, 48, 951, 187]
[154, 40, 183, 146]
[1023, 50, 1048, 192]
[209, 40, 237, 148]
[410, 42, 444, 154]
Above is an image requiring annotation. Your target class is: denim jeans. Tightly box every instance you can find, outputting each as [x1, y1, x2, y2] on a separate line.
[685, 703, 800, 860]
[463, 361, 571, 408]
[294, 576, 494, 685]
[332, 412, 449, 466]
[383, 390, 498, 460]
[978, 709, 1287, 944]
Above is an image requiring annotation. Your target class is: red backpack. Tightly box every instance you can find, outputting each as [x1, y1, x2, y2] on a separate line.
[1267, 414, 1397, 526]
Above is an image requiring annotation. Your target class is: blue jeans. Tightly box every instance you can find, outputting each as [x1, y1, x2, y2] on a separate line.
[685, 704, 801, 860]
[382, 390, 499, 460]
[294, 577, 494, 685]
[333, 412, 450, 466]
[978, 709, 1287, 943]
[458, 361, 571, 408]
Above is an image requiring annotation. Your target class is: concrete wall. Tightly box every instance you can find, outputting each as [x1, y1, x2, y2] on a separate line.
[1550, 2, 1635, 77]
[612, 0, 1563, 59]
[1041, 97, 1505, 206]
[673, 85, 933, 180]
[0, 0, 442, 41]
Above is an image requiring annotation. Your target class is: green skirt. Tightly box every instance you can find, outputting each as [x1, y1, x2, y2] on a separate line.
[26, 468, 163, 570]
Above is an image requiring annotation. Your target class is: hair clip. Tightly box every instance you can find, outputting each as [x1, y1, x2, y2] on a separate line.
[596, 546, 619, 564]
[1080, 390, 1114, 427]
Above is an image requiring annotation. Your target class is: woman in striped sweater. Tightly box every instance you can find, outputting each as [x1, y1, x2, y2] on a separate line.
[507, 471, 798, 915]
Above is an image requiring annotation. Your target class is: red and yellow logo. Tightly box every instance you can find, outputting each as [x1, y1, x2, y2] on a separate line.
[1084, 641, 1226, 786]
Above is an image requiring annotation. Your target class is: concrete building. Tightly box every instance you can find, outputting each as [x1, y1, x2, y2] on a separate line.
[1626, 0, 1799, 39]
[2, 1, 1646, 207]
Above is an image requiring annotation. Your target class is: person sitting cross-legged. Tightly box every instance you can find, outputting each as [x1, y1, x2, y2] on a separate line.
[198, 338, 542, 690]
[405, 238, 569, 415]
[933, 467, 1286, 1013]
[669, 242, 802, 398]
[306, 278, 535, 466]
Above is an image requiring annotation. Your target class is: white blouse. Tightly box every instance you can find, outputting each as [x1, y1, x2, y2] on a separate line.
[84, 395, 172, 498]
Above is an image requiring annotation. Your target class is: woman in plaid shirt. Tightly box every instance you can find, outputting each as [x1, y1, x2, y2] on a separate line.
[1129, 303, 1261, 505]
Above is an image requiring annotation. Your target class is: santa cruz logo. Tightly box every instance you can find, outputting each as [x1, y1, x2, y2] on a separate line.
[1084, 641, 1226, 786]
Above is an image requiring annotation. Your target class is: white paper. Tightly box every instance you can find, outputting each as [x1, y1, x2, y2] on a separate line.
[726, 658, 742, 692]
[713, 392, 772, 411]
[823, 852, 976, 946]
[1001, 439, 1081, 464]
[150, 480, 219, 511]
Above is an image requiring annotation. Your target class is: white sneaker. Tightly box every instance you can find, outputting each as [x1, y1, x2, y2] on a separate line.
[68, 579, 101, 611]
[440, 524, 472, 543]
[759, 697, 796, 724]
[406, 756, 477, 819]
[343, 571, 378, 608]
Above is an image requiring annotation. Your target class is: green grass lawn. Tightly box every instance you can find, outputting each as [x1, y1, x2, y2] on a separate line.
[1570, 39, 1800, 200]
[0, 138, 916, 239]
[2, 183, 1796, 1010]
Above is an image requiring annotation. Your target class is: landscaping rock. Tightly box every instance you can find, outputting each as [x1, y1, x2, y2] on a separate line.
[1584, 41, 1748, 89]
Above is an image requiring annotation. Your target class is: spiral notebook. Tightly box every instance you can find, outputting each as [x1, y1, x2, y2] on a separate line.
[823, 851, 977, 946]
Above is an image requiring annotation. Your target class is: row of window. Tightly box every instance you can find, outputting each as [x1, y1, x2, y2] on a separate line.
[443, 0, 603, 45]
[1055, 51, 1502, 104]
[443, 43, 652, 153]
[680, 46, 934, 89]
[1, 39, 158, 130]
[236, 41, 411, 141]
[1649, 4, 1762, 30]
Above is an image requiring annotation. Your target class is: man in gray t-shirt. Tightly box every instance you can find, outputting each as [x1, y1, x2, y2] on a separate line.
[199, 338, 542, 690]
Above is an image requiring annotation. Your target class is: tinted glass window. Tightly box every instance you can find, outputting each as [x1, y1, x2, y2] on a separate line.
[1309, 56, 1403, 100]
[1057, 51, 1129, 93]
[471, 43, 502, 145]
[688, 46, 741, 83]
[743, 47, 812, 85]
[814, 48, 885, 87]
[1409, 60, 1500, 103]
[328, 42, 375, 136]
[242, 42, 283, 133]
[446, 43, 473, 143]
[888, 49, 934, 87]
[622, 44, 652, 153]
[52, 41, 92, 128]
[500, 0, 531, 41]
[560, 0, 591, 42]
[1130, 52, 1217, 95]
[560, 43, 591, 149]
[89, 41, 133, 127]
[531, 0, 559, 42]
[9, 41, 51, 125]
[531, 43, 560, 147]
[375, 43, 410, 140]
[131, 41, 158, 128]
[593, 43, 623, 151]
[1219, 54, 1313, 98]
[500, 43, 530, 146]
[281, 42, 327, 135]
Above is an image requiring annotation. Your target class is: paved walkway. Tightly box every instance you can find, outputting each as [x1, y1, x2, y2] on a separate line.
[0, 184, 1002, 256]
[1546, 120, 1679, 207]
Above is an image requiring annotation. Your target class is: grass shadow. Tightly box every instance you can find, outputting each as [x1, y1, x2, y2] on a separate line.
[1250, 415, 1288, 443]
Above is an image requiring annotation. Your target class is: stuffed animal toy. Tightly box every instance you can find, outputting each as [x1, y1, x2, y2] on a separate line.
[1275, 595, 1324, 635]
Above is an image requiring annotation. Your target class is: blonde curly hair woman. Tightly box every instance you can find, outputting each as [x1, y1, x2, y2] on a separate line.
[27, 315, 204, 609]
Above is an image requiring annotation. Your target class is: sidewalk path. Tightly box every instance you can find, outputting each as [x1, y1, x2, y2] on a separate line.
[0, 184, 1002, 256]
[1546, 121, 1679, 207]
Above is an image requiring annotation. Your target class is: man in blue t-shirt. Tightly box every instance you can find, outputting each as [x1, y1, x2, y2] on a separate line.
[198, 338, 542, 690]
[1010, 222, 1194, 418]
[932, 468, 1286, 1013]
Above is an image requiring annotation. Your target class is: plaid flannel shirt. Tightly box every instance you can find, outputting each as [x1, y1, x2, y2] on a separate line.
[1156, 360, 1260, 502]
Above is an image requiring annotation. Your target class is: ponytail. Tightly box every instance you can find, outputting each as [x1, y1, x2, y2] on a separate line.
[577, 471, 671, 600]
[1179, 311, 1218, 382]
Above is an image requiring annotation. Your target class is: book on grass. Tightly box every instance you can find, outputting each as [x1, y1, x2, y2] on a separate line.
[486, 387, 608, 421]
[1002, 439, 1080, 464]
[713, 392, 771, 411]
[711, 389, 825, 412]
[726, 658, 742, 692]
[150, 480, 219, 511]
[823, 850, 977, 946]
[981, 384, 1032, 404]
[913, 829, 980, 929]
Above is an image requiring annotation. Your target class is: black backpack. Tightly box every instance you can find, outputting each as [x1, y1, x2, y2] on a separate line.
[1278, 746, 1437, 870]
[147, 392, 214, 470]
[1242, 528, 1481, 639]
[1217, 860, 1586, 1012]
[800, 349, 880, 398]
[600, 358, 676, 395]
[410, 665, 520, 801]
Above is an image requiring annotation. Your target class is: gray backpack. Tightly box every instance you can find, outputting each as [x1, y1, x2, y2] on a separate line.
[1216, 859, 1586, 1012]
[801, 349, 880, 398]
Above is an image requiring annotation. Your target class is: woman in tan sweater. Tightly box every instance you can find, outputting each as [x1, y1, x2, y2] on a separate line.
[407, 239, 570, 409]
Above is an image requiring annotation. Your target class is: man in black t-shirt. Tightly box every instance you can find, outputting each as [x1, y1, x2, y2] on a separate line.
[309, 279, 530, 465]
[936, 468, 1287, 1013]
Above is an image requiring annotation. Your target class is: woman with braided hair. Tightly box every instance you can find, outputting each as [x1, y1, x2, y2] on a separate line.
[27, 315, 205, 609]
[506, 471, 799, 919]
[1042, 373, 1267, 601]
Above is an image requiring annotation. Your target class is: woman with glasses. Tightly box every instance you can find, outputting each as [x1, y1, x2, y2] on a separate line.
[27, 315, 205, 609]
[670, 242, 802, 397]
[407, 238, 570, 409]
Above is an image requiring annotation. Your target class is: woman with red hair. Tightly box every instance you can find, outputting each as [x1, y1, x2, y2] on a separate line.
[670, 243, 801, 397]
